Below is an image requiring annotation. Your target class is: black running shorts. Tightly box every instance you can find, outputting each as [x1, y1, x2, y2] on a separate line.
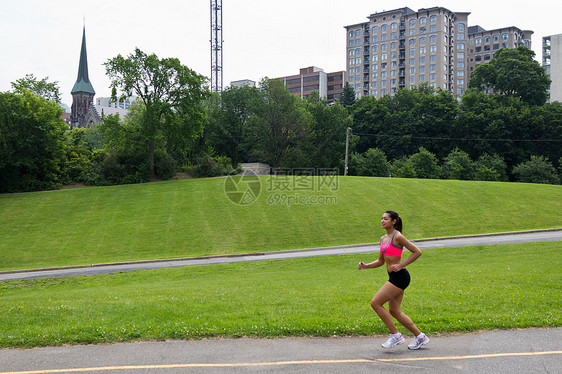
[388, 268, 411, 290]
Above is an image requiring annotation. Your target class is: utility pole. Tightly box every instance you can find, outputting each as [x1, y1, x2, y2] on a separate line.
[210, 0, 223, 93]
[344, 127, 350, 176]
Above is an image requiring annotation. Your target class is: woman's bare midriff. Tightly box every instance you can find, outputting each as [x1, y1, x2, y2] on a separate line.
[385, 256, 401, 272]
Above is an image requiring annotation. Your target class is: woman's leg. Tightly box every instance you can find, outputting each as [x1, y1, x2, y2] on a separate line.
[371, 282, 404, 334]
[388, 288, 422, 336]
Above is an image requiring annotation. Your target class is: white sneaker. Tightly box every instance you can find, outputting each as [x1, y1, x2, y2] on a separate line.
[382, 333, 405, 349]
[408, 333, 430, 350]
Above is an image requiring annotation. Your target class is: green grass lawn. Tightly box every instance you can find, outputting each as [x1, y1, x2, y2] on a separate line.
[0, 176, 560, 271]
[0, 242, 560, 348]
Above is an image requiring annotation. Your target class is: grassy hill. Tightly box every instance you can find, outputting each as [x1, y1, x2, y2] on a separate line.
[0, 176, 560, 271]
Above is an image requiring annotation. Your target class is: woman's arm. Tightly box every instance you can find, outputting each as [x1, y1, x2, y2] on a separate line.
[389, 232, 422, 271]
[358, 250, 384, 270]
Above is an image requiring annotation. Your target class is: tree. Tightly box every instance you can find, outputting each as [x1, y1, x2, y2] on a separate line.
[468, 46, 551, 106]
[207, 85, 260, 167]
[512, 155, 559, 184]
[340, 81, 356, 107]
[0, 91, 66, 192]
[247, 79, 308, 168]
[11, 74, 61, 104]
[104, 48, 209, 177]
[298, 92, 351, 169]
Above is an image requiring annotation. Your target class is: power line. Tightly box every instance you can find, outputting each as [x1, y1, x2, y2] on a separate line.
[352, 133, 562, 143]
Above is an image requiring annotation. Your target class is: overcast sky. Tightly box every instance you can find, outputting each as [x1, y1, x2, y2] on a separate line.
[1, 0, 560, 107]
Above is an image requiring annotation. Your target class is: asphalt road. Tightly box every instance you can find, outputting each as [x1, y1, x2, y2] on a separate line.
[0, 328, 560, 373]
[1, 229, 560, 282]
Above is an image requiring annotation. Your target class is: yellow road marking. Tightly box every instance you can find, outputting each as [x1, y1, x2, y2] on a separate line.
[377, 350, 562, 362]
[1, 351, 560, 374]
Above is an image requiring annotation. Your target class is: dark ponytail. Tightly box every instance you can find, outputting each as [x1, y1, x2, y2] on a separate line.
[385, 210, 403, 233]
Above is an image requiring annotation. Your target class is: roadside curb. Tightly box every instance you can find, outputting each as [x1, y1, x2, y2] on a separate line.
[1, 228, 560, 276]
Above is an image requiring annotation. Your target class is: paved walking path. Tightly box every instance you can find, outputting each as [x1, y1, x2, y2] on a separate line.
[1, 229, 560, 282]
[0, 328, 560, 373]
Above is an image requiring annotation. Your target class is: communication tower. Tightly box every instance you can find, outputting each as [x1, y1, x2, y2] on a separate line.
[210, 0, 223, 92]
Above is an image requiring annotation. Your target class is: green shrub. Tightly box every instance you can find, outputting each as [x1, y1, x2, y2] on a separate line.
[390, 156, 416, 178]
[512, 155, 560, 184]
[408, 147, 440, 179]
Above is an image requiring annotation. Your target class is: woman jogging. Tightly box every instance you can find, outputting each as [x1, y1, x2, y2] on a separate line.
[358, 210, 430, 350]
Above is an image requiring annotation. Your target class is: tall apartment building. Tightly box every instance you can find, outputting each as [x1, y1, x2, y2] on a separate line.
[345, 7, 532, 100]
[467, 26, 533, 79]
[276, 66, 345, 104]
[543, 34, 562, 103]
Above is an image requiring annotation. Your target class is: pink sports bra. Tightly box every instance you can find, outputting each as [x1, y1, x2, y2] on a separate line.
[380, 231, 403, 257]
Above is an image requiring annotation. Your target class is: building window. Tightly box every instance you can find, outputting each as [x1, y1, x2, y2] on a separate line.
[493, 44, 499, 50]
[381, 80, 387, 86]
[420, 17, 426, 24]
[430, 15, 437, 22]
[484, 36, 491, 43]
[409, 19, 416, 26]
[475, 55, 482, 61]
[502, 33, 509, 40]
[419, 56, 426, 63]
[458, 23, 465, 31]
[381, 89, 387, 95]
[502, 42, 509, 48]
[430, 64, 436, 71]
[390, 79, 397, 85]
[430, 35, 436, 43]
[419, 74, 426, 81]
[430, 73, 436, 80]
[391, 70, 397, 76]
[381, 43, 387, 51]
[457, 52, 465, 59]
[349, 58, 355, 65]
[484, 54, 491, 61]
[391, 42, 397, 49]
[355, 30, 361, 37]
[410, 29, 416, 36]
[419, 46, 426, 54]
[381, 71, 387, 78]
[458, 33, 465, 40]
[476, 37, 482, 44]
[372, 72, 378, 79]
[409, 76, 416, 82]
[381, 24, 387, 31]
[382, 34, 387, 41]
[484, 45, 491, 51]
[409, 38, 416, 45]
[430, 55, 437, 62]
[372, 45, 378, 52]
[457, 61, 464, 68]
[391, 32, 397, 39]
[391, 22, 398, 29]
[430, 25, 437, 32]
[356, 57, 362, 64]
[475, 46, 482, 52]
[419, 36, 426, 44]
[409, 67, 416, 73]
[349, 40, 355, 47]
[493, 34, 499, 41]
[457, 70, 465, 77]
[457, 79, 464, 85]
[372, 35, 378, 42]
[349, 50, 354, 56]
[457, 43, 465, 50]
[390, 51, 397, 58]
[372, 55, 378, 62]
[409, 48, 416, 56]
[372, 26, 378, 33]
[419, 65, 426, 72]
[349, 32, 354, 38]
[420, 26, 427, 34]
[430, 45, 437, 52]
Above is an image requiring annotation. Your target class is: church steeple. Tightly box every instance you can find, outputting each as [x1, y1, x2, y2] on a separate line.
[71, 26, 95, 95]
[70, 25, 99, 129]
